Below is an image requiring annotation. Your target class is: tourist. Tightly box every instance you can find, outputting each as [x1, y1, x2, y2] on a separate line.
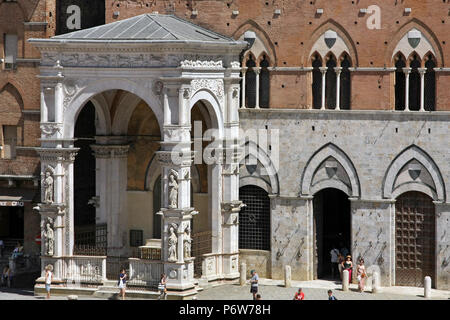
[330, 245, 340, 279]
[339, 243, 349, 258]
[45, 264, 53, 299]
[250, 270, 259, 300]
[327, 290, 337, 300]
[293, 288, 305, 300]
[337, 253, 345, 281]
[118, 268, 127, 300]
[1, 265, 10, 287]
[357, 258, 366, 293]
[343, 255, 353, 284]
[11, 242, 23, 259]
[158, 273, 167, 300]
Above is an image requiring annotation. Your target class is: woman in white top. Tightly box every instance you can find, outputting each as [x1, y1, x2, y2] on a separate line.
[45, 265, 53, 299]
[357, 258, 366, 293]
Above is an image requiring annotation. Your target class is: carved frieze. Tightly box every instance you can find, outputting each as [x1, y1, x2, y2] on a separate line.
[40, 123, 62, 138]
[191, 79, 224, 102]
[180, 60, 223, 69]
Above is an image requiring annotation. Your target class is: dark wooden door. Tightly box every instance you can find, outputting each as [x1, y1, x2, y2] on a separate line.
[395, 192, 435, 287]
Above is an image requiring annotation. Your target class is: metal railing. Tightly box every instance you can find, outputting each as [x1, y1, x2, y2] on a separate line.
[127, 258, 164, 291]
[73, 245, 107, 256]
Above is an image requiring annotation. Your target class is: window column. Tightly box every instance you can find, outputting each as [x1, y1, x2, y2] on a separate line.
[254, 67, 261, 109]
[241, 67, 247, 109]
[334, 67, 343, 110]
[403, 67, 412, 111]
[319, 67, 328, 110]
[418, 68, 427, 112]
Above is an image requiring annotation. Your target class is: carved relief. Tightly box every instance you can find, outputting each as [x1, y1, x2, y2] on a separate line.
[183, 226, 192, 259]
[168, 171, 179, 209]
[43, 170, 54, 204]
[168, 224, 178, 262]
[180, 60, 223, 69]
[41, 217, 54, 256]
[191, 79, 224, 101]
[40, 123, 61, 138]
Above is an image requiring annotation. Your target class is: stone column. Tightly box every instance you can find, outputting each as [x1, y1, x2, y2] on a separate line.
[334, 67, 342, 110]
[91, 144, 129, 254]
[36, 148, 78, 279]
[403, 67, 412, 111]
[418, 68, 427, 112]
[254, 67, 261, 109]
[342, 270, 349, 291]
[241, 67, 247, 109]
[319, 67, 328, 110]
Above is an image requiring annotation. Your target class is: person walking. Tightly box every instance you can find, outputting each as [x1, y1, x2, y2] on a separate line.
[293, 288, 305, 300]
[357, 258, 366, 293]
[250, 270, 259, 300]
[158, 273, 167, 300]
[45, 265, 53, 299]
[1, 265, 10, 287]
[118, 268, 127, 300]
[343, 255, 353, 284]
[330, 245, 340, 279]
[0, 239, 4, 258]
[327, 290, 337, 300]
[337, 253, 345, 281]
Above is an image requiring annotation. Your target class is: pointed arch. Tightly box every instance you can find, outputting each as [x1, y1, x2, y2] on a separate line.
[301, 143, 361, 198]
[239, 140, 279, 195]
[382, 145, 446, 202]
[0, 80, 27, 110]
[233, 20, 277, 66]
[303, 19, 359, 67]
[0, 82, 24, 111]
[386, 19, 444, 67]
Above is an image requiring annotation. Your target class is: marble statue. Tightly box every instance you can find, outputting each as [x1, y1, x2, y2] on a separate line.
[168, 173, 178, 208]
[168, 225, 178, 262]
[44, 171, 54, 203]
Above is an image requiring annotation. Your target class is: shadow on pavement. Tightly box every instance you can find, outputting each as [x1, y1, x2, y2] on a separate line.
[0, 287, 34, 296]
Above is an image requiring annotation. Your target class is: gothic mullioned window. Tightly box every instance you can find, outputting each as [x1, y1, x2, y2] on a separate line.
[259, 55, 270, 108]
[309, 30, 353, 110]
[241, 52, 271, 109]
[392, 28, 437, 111]
[245, 55, 257, 108]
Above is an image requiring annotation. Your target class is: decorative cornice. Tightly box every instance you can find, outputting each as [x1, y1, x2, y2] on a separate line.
[36, 148, 79, 163]
[90, 144, 129, 158]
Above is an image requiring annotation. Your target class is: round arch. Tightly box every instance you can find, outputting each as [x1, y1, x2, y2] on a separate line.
[190, 89, 224, 138]
[64, 78, 164, 139]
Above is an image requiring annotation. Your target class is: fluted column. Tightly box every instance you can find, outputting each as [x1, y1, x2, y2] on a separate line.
[418, 68, 427, 112]
[319, 67, 328, 110]
[334, 67, 343, 110]
[403, 67, 412, 111]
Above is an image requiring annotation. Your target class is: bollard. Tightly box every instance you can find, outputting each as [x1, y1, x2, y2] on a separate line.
[342, 270, 349, 291]
[67, 295, 78, 300]
[372, 271, 380, 294]
[424, 276, 431, 298]
[240, 262, 246, 286]
[284, 265, 292, 288]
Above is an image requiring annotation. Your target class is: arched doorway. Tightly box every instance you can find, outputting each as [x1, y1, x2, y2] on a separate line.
[395, 191, 436, 287]
[313, 188, 351, 279]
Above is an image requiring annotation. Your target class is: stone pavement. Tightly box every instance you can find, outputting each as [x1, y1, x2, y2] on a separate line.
[1, 279, 449, 300]
[195, 279, 450, 300]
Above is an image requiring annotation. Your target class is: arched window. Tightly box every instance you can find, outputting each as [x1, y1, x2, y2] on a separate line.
[409, 54, 421, 111]
[395, 55, 406, 111]
[259, 55, 270, 108]
[245, 56, 256, 108]
[325, 56, 337, 109]
[239, 185, 270, 251]
[340, 55, 351, 110]
[312, 54, 323, 109]
[424, 55, 436, 111]
[153, 175, 161, 239]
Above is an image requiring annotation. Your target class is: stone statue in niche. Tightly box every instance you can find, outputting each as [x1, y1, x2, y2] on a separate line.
[183, 226, 192, 259]
[168, 173, 178, 208]
[43, 171, 54, 203]
[167, 225, 178, 262]
[42, 217, 54, 256]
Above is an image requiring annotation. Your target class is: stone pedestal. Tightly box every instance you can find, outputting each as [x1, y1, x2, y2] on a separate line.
[424, 276, 432, 298]
[160, 207, 198, 291]
[342, 270, 349, 291]
[285, 265, 292, 288]
[240, 262, 246, 286]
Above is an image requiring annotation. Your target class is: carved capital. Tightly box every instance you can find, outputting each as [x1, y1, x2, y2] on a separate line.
[36, 148, 79, 163]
